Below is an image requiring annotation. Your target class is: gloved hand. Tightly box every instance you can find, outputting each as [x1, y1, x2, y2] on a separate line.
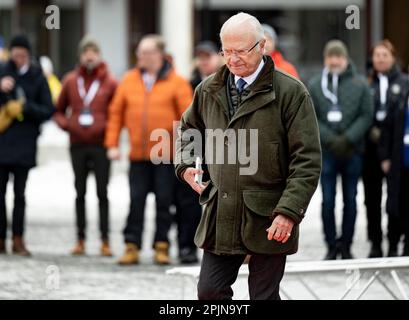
[5, 99, 24, 119]
[0, 106, 13, 133]
[328, 134, 355, 158]
[369, 126, 381, 144]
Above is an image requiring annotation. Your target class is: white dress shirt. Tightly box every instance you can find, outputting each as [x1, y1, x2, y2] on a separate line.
[234, 59, 265, 90]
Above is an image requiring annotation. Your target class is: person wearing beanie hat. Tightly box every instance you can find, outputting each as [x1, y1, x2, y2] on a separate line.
[78, 36, 100, 56]
[190, 41, 221, 89]
[9, 34, 31, 53]
[0, 34, 54, 256]
[54, 35, 117, 257]
[261, 23, 299, 79]
[77, 36, 102, 74]
[308, 39, 374, 260]
[323, 40, 349, 59]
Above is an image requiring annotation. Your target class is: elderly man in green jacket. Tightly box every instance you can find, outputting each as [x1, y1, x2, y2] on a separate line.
[175, 12, 321, 300]
[308, 40, 374, 260]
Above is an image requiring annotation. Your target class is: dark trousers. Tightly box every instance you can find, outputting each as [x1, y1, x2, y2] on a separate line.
[362, 149, 385, 245]
[321, 152, 363, 247]
[174, 180, 201, 251]
[70, 145, 110, 240]
[198, 250, 286, 300]
[388, 168, 409, 247]
[124, 161, 174, 248]
[0, 165, 29, 240]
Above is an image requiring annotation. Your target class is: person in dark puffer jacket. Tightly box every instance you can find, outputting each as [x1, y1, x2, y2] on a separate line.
[0, 35, 54, 256]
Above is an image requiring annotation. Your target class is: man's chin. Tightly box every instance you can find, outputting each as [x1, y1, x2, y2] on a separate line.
[229, 66, 247, 77]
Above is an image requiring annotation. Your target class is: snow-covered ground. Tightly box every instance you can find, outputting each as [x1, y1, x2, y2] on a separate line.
[0, 121, 407, 300]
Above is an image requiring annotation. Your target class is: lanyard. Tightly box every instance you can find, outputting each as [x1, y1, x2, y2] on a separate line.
[321, 67, 339, 106]
[77, 76, 100, 108]
[378, 73, 389, 107]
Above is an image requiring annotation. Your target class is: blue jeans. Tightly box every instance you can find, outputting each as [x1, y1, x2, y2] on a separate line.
[321, 152, 363, 247]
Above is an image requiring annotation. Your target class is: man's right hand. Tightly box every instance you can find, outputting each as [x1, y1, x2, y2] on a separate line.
[107, 147, 120, 160]
[183, 167, 208, 195]
[0, 77, 15, 93]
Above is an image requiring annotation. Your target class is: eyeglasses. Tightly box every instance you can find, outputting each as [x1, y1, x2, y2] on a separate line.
[219, 41, 260, 58]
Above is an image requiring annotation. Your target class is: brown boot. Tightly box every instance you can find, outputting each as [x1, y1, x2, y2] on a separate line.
[0, 239, 6, 254]
[71, 239, 85, 256]
[118, 243, 139, 265]
[101, 240, 113, 257]
[12, 236, 31, 256]
[154, 241, 170, 265]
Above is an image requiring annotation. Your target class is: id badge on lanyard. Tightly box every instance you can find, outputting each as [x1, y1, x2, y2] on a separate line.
[77, 77, 99, 127]
[404, 132, 409, 146]
[376, 108, 387, 122]
[377, 74, 388, 122]
[79, 108, 94, 127]
[322, 68, 342, 123]
[327, 105, 342, 123]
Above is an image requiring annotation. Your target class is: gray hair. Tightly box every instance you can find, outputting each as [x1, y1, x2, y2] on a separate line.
[219, 12, 265, 42]
[261, 24, 278, 44]
[139, 34, 166, 53]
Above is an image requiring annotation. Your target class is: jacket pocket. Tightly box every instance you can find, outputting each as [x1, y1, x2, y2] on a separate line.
[241, 189, 298, 255]
[194, 183, 218, 248]
[199, 182, 218, 205]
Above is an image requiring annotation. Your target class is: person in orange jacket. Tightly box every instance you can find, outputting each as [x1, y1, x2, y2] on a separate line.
[105, 34, 193, 265]
[262, 24, 300, 79]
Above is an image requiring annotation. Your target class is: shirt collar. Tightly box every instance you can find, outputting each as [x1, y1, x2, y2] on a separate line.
[18, 64, 29, 75]
[234, 58, 265, 89]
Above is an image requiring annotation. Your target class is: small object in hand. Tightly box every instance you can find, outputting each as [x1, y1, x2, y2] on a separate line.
[194, 156, 202, 185]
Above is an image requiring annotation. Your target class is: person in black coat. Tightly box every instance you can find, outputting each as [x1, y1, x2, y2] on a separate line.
[377, 47, 409, 257]
[363, 40, 409, 258]
[0, 35, 54, 256]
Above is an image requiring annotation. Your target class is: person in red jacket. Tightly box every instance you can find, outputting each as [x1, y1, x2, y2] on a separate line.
[262, 24, 299, 79]
[54, 36, 117, 256]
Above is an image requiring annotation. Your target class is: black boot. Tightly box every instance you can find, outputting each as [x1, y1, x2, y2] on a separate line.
[368, 243, 383, 258]
[340, 243, 354, 260]
[0, 239, 6, 254]
[179, 247, 199, 264]
[324, 245, 338, 260]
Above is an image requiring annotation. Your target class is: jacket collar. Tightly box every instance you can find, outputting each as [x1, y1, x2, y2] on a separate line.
[207, 55, 275, 94]
[78, 61, 108, 81]
[380, 63, 401, 82]
[139, 59, 173, 81]
[206, 55, 276, 126]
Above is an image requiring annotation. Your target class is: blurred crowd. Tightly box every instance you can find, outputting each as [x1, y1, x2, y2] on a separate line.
[0, 22, 408, 263]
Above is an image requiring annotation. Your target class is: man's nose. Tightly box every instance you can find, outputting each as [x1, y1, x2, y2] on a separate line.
[230, 55, 240, 64]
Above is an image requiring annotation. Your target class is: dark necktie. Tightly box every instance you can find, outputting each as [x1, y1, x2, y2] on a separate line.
[236, 78, 247, 94]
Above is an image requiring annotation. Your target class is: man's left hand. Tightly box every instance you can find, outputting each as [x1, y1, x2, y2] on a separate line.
[266, 214, 295, 243]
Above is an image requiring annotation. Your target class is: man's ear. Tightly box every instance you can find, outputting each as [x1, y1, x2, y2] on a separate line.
[259, 38, 267, 52]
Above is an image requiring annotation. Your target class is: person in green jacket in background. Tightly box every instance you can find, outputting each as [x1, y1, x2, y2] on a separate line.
[309, 40, 374, 260]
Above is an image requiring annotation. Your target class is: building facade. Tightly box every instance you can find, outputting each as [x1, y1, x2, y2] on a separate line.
[0, 0, 407, 81]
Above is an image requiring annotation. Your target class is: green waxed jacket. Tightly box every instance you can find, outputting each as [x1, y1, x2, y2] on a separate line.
[308, 62, 374, 154]
[175, 56, 322, 255]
